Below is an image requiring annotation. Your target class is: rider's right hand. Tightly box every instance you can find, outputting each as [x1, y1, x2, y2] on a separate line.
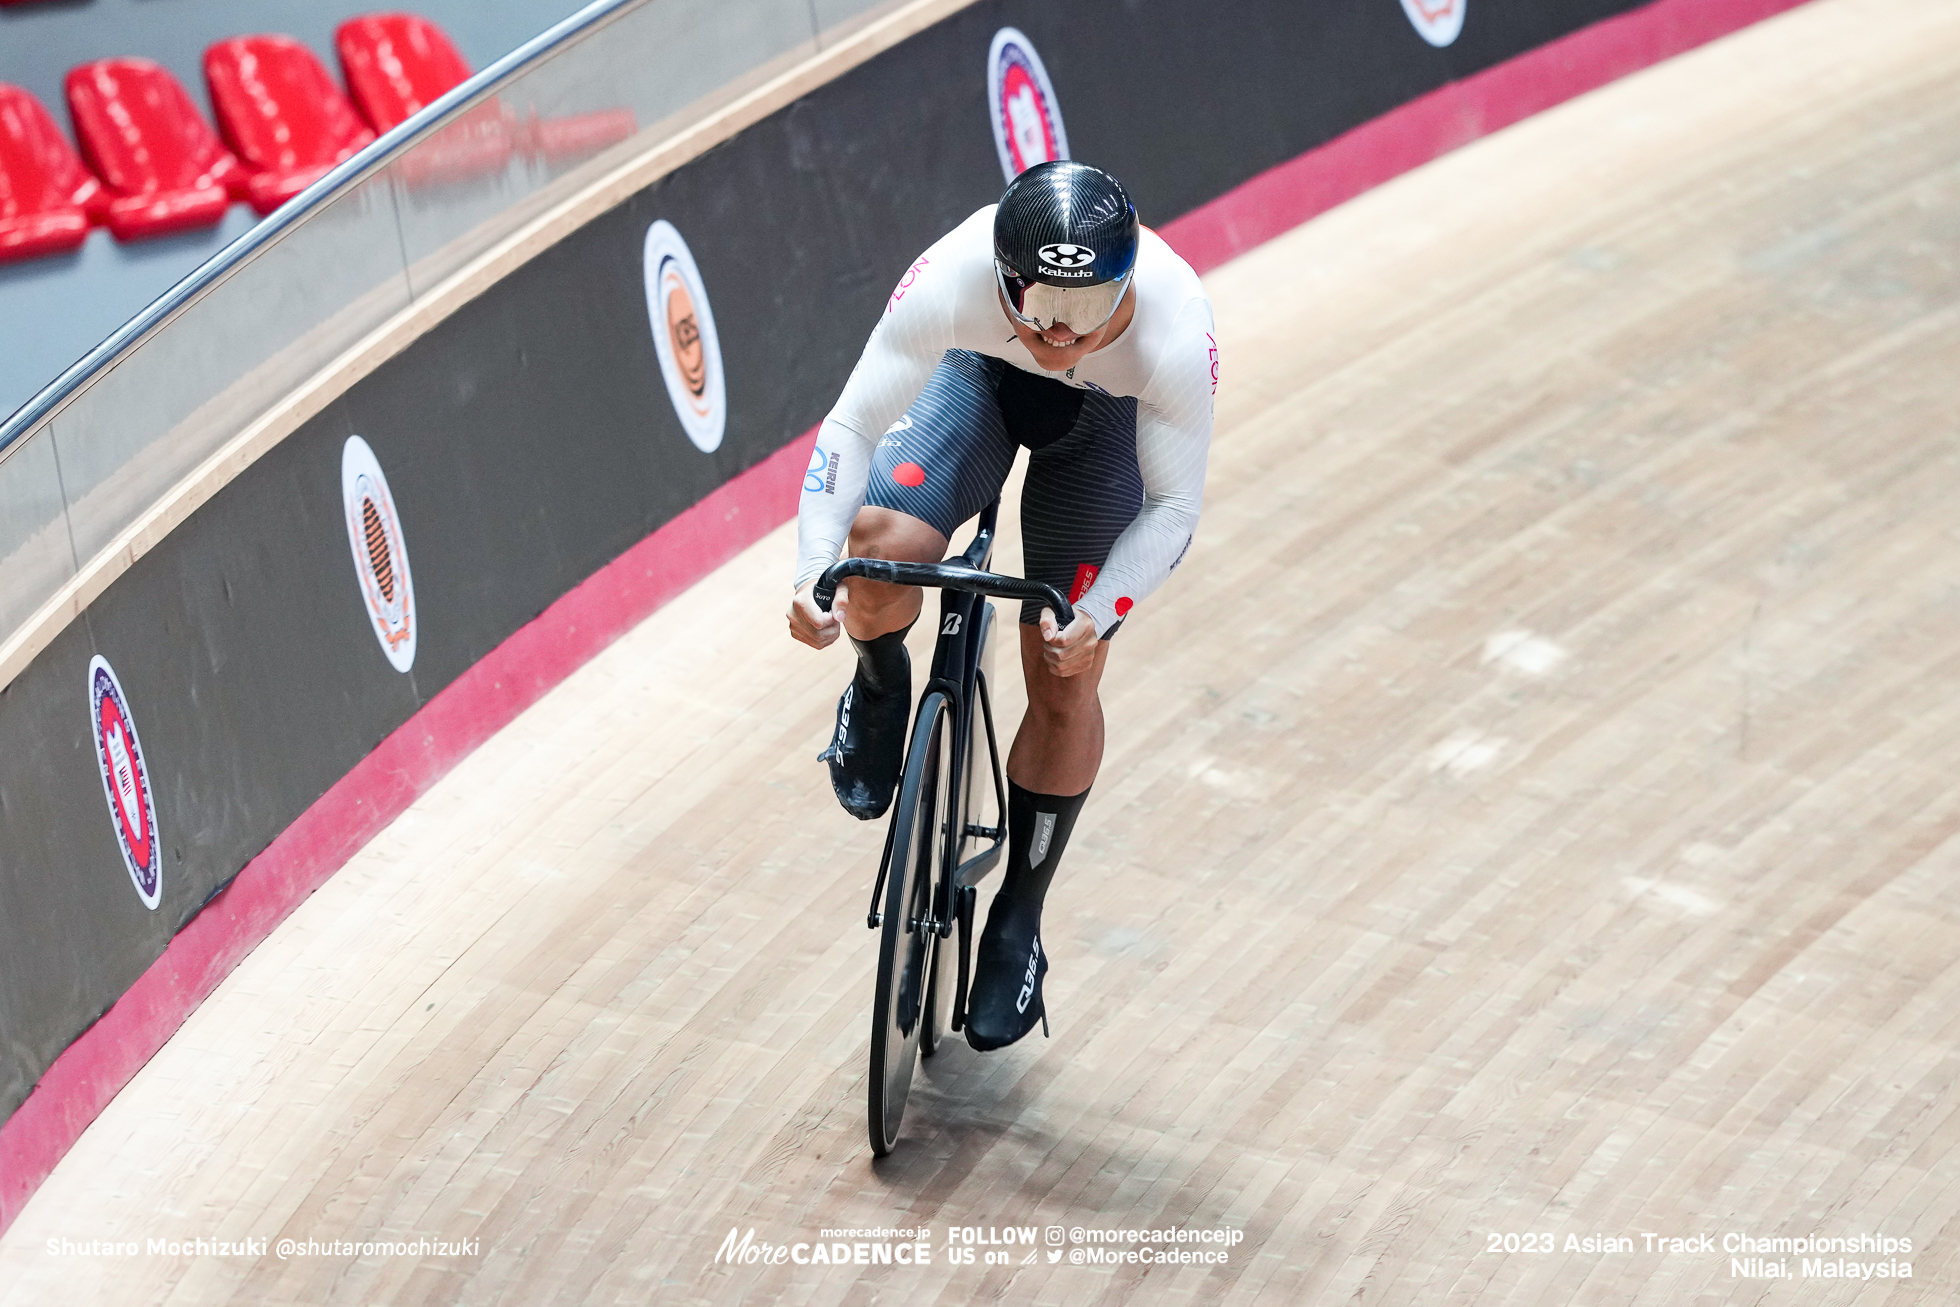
[788, 580, 844, 650]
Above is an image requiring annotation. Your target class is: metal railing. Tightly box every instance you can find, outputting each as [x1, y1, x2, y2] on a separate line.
[0, 0, 886, 641]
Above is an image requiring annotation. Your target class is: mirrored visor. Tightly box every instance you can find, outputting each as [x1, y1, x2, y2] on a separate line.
[996, 263, 1133, 335]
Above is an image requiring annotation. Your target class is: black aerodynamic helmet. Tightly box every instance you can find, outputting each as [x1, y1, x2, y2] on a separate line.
[993, 160, 1139, 335]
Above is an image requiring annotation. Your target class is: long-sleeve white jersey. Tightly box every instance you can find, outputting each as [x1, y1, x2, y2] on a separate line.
[793, 205, 1217, 636]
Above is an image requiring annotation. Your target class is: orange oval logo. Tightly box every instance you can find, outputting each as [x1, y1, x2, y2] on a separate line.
[664, 272, 709, 406]
[643, 220, 726, 451]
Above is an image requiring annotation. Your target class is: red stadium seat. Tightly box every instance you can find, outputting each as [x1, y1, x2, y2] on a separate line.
[0, 83, 104, 262]
[335, 10, 633, 177]
[204, 35, 375, 215]
[336, 12, 508, 186]
[65, 59, 241, 241]
[334, 12, 470, 131]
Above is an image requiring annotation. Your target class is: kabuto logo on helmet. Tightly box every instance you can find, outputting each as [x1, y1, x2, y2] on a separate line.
[642, 220, 726, 453]
[1399, 0, 1466, 47]
[987, 28, 1068, 185]
[341, 435, 417, 673]
[1039, 243, 1096, 269]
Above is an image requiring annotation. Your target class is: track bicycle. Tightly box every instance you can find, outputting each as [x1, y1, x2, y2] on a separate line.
[813, 498, 1075, 1156]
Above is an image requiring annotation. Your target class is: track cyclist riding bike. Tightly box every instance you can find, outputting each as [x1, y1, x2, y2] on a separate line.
[788, 160, 1217, 1051]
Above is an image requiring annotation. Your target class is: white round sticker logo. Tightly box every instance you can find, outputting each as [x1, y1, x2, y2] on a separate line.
[1400, 0, 1465, 47]
[988, 28, 1068, 185]
[643, 220, 726, 453]
[88, 654, 162, 910]
[341, 435, 417, 673]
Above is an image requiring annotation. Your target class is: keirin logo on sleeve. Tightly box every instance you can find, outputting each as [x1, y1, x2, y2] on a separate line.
[643, 220, 727, 453]
[988, 28, 1068, 184]
[1399, 0, 1465, 47]
[88, 655, 161, 910]
[341, 435, 417, 673]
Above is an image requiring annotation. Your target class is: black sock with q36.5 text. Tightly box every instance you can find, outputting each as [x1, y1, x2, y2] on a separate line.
[965, 781, 1090, 1049]
[992, 781, 1091, 927]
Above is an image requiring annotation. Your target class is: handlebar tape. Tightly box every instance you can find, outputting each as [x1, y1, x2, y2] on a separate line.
[813, 558, 1075, 629]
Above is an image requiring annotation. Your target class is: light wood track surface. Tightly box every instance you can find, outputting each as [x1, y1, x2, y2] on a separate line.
[6, 0, 1959, 1300]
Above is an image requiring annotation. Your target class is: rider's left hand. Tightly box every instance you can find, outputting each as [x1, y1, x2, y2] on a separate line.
[1038, 609, 1099, 677]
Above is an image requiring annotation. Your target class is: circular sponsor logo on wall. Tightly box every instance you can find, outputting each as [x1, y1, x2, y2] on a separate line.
[988, 27, 1068, 185]
[88, 655, 162, 910]
[1399, 0, 1465, 47]
[643, 220, 726, 453]
[341, 435, 417, 673]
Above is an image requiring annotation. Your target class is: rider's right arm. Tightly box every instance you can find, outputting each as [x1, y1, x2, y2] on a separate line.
[793, 229, 968, 592]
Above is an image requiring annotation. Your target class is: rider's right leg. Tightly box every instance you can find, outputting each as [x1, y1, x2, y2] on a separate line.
[819, 507, 947, 820]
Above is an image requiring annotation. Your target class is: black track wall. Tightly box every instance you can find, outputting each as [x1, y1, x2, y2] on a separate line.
[0, 0, 1651, 1123]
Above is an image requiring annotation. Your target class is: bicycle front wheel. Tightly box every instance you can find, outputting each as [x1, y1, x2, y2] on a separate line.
[868, 689, 953, 1156]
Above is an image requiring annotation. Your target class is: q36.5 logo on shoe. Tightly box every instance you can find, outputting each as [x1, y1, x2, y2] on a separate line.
[1017, 936, 1042, 1014]
[988, 27, 1068, 184]
[1399, 0, 1465, 47]
[88, 655, 162, 910]
[643, 220, 727, 453]
[1039, 243, 1095, 270]
[341, 435, 417, 673]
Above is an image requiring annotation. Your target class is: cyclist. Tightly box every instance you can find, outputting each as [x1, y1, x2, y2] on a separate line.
[788, 160, 1216, 1051]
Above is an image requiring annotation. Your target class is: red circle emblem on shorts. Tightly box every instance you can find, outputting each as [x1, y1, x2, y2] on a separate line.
[1114, 597, 1134, 616]
[892, 462, 926, 487]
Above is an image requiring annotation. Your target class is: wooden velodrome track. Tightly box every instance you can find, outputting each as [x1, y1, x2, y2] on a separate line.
[5, 0, 1959, 1300]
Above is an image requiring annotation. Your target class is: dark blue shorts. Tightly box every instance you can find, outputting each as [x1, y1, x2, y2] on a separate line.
[864, 350, 1143, 628]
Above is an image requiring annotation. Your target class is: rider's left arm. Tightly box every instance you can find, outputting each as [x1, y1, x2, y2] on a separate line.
[1072, 298, 1217, 638]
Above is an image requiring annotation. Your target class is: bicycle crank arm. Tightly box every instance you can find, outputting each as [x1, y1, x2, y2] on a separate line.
[951, 884, 976, 1033]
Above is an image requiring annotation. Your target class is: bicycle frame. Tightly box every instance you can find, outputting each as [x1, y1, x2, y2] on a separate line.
[922, 509, 1006, 1036]
[817, 500, 1076, 1035]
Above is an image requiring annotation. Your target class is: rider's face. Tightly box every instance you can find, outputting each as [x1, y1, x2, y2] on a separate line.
[1000, 280, 1137, 373]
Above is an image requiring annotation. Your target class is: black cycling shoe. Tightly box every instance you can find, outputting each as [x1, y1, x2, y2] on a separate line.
[817, 673, 909, 820]
[964, 901, 1049, 1051]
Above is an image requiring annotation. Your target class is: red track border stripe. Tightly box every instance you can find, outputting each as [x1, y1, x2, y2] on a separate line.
[0, 0, 1815, 1236]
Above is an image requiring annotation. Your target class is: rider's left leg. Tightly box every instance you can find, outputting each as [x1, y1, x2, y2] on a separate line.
[965, 631, 1109, 1050]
